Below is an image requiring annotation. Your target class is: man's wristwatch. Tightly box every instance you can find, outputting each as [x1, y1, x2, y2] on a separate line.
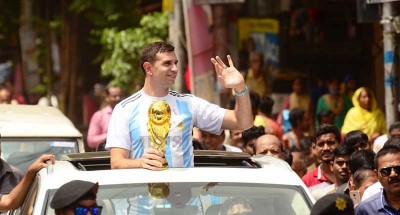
[234, 86, 249, 97]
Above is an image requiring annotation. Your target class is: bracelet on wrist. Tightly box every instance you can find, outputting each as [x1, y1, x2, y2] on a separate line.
[234, 86, 249, 97]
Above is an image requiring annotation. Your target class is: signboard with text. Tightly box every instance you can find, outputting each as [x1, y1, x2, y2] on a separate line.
[238, 18, 280, 67]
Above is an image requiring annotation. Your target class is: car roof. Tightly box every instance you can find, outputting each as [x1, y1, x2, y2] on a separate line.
[40, 153, 311, 193]
[0, 104, 82, 138]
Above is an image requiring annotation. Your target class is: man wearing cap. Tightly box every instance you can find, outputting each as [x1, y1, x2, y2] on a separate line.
[355, 144, 400, 215]
[51, 180, 102, 215]
[311, 193, 355, 215]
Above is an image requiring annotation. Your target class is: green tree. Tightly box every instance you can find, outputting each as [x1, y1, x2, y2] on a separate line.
[100, 12, 169, 92]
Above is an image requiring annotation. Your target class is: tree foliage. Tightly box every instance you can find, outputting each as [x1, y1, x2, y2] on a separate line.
[100, 12, 169, 92]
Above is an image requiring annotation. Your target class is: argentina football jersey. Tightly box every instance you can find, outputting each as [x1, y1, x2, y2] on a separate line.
[106, 90, 225, 168]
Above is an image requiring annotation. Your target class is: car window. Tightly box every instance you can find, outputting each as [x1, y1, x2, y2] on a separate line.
[1, 139, 78, 172]
[44, 182, 311, 215]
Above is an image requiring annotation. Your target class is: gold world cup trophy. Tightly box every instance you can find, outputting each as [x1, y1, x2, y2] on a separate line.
[148, 100, 171, 169]
[147, 183, 170, 200]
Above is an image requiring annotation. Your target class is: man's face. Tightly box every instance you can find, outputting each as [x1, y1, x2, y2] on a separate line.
[377, 152, 400, 196]
[148, 52, 178, 88]
[314, 133, 339, 163]
[330, 155, 351, 185]
[255, 135, 284, 159]
[106, 87, 122, 108]
[0, 89, 11, 104]
[201, 131, 225, 151]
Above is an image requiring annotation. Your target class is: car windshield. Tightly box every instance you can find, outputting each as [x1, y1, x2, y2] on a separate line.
[1, 139, 79, 172]
[45, 182, 311, 215]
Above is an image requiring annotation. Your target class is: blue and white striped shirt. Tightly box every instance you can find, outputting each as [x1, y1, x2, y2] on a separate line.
[106, 90, 226, 167]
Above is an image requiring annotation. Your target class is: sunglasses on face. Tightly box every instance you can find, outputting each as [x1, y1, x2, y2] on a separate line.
[379, 166, 400, 177]
[74, 205, 102, 215]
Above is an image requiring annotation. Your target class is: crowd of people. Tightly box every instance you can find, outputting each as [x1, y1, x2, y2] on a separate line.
[188, 52, 397, 214]
[88, 42, 399, 214]
[2, 41, 400, 215]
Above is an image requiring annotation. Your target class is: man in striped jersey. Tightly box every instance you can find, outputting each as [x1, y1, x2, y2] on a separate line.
[106, 41, 253, 170]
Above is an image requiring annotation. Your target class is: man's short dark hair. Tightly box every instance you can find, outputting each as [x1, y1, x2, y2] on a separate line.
[349, 150, 375, 175]
[259, 95, 274, 116]
[343, 130, 368, 148]
[333, 144, 354, 158]
[314, 124, 341, 143]
[374, 144, 400, 169]
[140, 42, 175, 74]
[383, 136, 400, 148]
[289, 108, 305, 128]
[242, 126, 265, 147]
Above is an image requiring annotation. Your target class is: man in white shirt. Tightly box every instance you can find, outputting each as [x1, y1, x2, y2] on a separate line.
[106, 42, 252, 170]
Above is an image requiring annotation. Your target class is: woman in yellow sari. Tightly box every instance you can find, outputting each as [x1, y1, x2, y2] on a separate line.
[341, 87, 386, 140]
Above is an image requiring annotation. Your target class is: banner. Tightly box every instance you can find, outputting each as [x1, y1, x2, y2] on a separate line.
[183, 0, 218, 103]
[238, 18, 280, 67]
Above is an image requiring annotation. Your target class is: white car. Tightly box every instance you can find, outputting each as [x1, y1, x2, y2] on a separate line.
[9, 151, 315, 215]
[0, 105, 85, 172]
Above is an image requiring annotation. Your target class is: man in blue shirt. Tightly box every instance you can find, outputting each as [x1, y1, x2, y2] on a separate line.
[355, 144, 400, 214]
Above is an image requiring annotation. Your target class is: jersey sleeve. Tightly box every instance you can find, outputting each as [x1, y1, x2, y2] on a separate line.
[105, 104, 132, 151]
[191, 96, 226, 135]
